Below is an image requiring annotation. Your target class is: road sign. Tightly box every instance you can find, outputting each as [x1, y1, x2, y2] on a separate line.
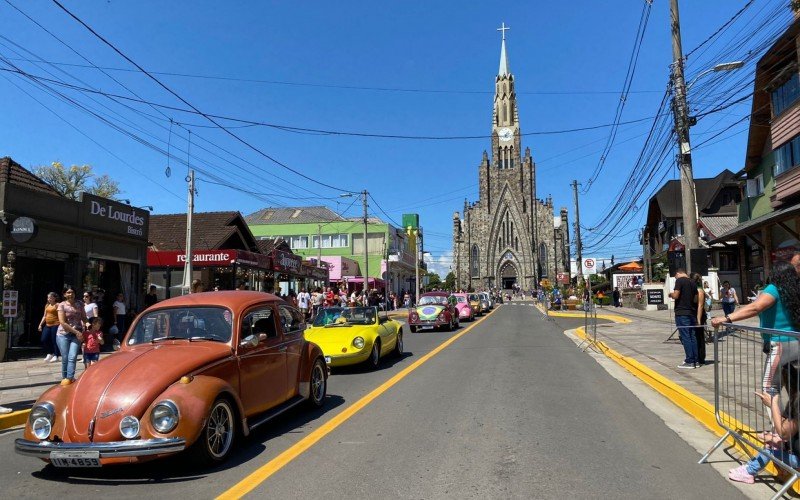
[556, 272, 570, 284]
[2, 290, 18, 318]
[582, 258, 596, 274]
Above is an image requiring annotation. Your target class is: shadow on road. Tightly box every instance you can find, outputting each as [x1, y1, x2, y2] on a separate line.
[29, 394, 347, 484]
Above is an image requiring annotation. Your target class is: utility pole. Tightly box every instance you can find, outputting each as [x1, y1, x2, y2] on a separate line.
[415, 228, 420, 303]
[181, 170, 195, 294]
[362, 190, 369, 297]
[642, 229, 650, 283]
[670, 0, 698, 274]
[572, 180, 583, 283]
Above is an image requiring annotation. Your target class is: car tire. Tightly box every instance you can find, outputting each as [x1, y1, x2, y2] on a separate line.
[444, 318, 452, 332]
[192, 397, 236, 466]
[368, 342, 381, 369]
[410, 325, 417, 333]
[393, 333, 403, 358]
[306, 358, 326, 409]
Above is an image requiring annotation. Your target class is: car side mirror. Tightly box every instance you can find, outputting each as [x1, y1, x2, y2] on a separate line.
[240, 334, 259, 348]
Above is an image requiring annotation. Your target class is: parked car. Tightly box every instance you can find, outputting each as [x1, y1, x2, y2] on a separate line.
[15, 291, 327, 468]
[451, 293, 475, 322]
[303, 306, 402, 368]
[481, 292, 494, 310]
[468, 293, 483, 316]
[477, 292, 491, 313]
[408, 292, 459, 332]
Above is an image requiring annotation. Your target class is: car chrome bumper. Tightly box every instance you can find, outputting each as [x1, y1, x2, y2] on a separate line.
[15, 437, 186, 458]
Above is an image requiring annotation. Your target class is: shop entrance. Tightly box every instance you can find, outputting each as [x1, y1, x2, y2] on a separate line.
[16, 257, 65, 348]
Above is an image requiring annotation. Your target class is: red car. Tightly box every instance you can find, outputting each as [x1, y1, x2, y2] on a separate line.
[15, 291, 327, 467]
[407, 292, 459, 332]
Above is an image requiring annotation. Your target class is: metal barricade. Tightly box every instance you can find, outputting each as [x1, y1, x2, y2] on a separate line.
[699, 324, 800, 499]
[577, 301, 597, 351]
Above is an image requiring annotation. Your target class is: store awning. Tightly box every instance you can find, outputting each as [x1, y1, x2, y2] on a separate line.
[339, 277, 386, 286]
[708, 203, 800, 244]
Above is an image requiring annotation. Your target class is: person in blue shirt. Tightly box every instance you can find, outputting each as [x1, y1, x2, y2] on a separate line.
[712, 260, 800, 395]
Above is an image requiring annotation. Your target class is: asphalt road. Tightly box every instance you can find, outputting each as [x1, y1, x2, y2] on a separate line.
[0, 303, 743, 499]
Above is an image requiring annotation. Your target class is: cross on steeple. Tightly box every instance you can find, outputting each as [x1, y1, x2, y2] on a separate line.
[497, 22, 510, 40]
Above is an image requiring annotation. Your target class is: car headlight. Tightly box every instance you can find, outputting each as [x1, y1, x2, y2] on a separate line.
[119, 415, 140, 439]
[32, 417, 52, 440]
[353, 337, 365, 349]
[29, 402, 54, 426]
[438, 312, 447, 321]
[151, 401, 179, 433]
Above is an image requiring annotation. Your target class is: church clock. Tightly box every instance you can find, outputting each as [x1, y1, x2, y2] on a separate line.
[498, 128, 513, 142]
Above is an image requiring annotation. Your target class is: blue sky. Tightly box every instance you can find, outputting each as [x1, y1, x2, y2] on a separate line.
[0, 1, 791, 277]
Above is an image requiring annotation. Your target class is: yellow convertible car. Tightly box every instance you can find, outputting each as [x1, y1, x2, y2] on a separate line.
[304, 306, 403, 368]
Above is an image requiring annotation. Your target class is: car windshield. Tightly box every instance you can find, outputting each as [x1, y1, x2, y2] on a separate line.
[469, 294, 480, 301]
[453, 295, 467, 303]
[127, 307, 233, 345]
[418, 296, 447, 306]
[312, 307, 377, 327]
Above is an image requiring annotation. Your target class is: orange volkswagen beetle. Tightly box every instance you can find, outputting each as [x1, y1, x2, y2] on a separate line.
[15, 291, 327, 467]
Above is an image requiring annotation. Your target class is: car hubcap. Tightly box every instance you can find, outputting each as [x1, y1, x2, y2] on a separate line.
[207, 402, 233, 458]
[311, 363, 325, 403]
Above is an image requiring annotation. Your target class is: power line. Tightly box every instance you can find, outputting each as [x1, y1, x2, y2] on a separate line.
[0, 66, 667, 140]
[51, 0, 355, 195]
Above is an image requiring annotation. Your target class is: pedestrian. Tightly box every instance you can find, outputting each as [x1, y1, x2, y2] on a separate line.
[703, 280, 714, 310]
[711, 260, 800, 395]
[728, 363, 800, 485]
[669, 268, 699, 369]
[113, 293, 127, 343]
[298, 288, 311, 319]
[692, 272, 708, 366]
[82, 316, 104, 369]
[83, 292, 98, 330]
[720, 281, 739, 316]
[56, 287, 88, 384]
[792, 251, 800, 275]
[403, 292, 410, 308]
[612, 287, 621, 308]
[144, 285, 158, 308]
[37, 292, 60, 363]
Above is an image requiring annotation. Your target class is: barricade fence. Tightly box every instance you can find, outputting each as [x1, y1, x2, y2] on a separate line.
[577, 301, 597, 351]
[700, 323, 800, 499]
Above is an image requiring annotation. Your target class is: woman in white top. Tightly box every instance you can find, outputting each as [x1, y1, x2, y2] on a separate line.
[83, 292, 98, 329]
[113, 293, 127, 341]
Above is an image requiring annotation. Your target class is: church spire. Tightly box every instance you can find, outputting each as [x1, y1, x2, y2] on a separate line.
[497, 22, 510, 76]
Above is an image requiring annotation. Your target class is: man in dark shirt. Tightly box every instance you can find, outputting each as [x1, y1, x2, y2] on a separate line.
[669, 268, 699, 368]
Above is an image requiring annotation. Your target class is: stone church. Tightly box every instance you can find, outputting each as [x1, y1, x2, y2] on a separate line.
[453, 27, 570, 291]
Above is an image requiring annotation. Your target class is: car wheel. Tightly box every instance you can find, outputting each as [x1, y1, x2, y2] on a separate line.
[444, 318, 452, 332]
[193, 397, 236, 465]
[393, 333, 403, 357]
[307, 358, 326, 408]
[410, 325, 417, 333]
[368, 342, 381, 369]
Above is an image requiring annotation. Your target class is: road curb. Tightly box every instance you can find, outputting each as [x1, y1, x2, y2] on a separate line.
[0, 409, 29, 430]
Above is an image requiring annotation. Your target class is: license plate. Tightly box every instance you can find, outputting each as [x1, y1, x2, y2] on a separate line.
[324, 356, 331, 364]
[420, 326, 434, 330]
[50, 450, 101, 468]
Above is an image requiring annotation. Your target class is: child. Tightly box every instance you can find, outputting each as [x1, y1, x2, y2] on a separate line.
[82, 317, 104, 369]
[728, 364, 800, 484]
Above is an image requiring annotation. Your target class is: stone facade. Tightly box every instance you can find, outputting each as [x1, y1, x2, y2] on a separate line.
[452, 35, 570, 291]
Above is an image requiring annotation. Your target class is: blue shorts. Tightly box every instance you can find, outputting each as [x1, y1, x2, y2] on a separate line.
[83, 352, 100, 362]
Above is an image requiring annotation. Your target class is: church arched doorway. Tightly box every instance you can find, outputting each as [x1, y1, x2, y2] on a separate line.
[499, 261, 518, 290]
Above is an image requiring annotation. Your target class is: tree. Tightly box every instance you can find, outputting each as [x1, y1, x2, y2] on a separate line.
[444, 271, 456, 291]
[34, 162, 121, 201]
[423, 271, 442, 292]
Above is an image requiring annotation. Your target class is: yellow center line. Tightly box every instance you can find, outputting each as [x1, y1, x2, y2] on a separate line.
[217, 307, 501, 499]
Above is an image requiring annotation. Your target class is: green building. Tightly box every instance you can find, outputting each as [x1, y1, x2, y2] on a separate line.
[245, 206, 420, 295]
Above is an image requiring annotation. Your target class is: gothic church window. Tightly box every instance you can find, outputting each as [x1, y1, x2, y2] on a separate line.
[515, 237, 519, 251]
[539, 243, 548, 276]
[471, 245, 479, 277]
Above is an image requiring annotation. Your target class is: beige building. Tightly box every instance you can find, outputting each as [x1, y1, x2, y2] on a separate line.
[452, 29, 569, 291]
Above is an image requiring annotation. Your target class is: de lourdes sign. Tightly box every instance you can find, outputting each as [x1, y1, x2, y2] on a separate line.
[82, 193, 149, 240]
